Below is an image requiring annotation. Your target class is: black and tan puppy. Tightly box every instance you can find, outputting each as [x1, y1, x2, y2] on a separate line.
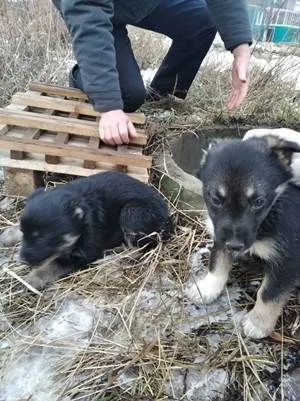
[186, 135, 300, 339]
[20, 171, 173, 290]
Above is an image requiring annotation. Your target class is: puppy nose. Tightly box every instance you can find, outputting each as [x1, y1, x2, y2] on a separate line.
[225, 240, 244, 252]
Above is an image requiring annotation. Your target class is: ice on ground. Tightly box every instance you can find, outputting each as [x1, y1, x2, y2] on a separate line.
[185, 366, 228, 401]
[165, 362, 228, 400]
[0, 296, 107, 401]
[35, 296, 97, 344]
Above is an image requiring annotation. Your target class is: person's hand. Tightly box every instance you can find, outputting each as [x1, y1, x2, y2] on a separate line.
[99, 109, 137, 146]
[227, 44, 250, 111]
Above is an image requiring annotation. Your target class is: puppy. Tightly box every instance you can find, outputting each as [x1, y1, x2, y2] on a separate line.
[186, 135, 300, 339]
[20, 171, 173, 290]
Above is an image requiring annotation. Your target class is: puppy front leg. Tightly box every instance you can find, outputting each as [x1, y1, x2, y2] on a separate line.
[185, 246, 233, 304]
[25, 262, 75, 291]
[241, 273, 290, 339]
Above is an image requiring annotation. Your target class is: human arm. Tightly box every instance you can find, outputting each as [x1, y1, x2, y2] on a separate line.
[52, 0, 137, 144]
[206, 0, 252, 110]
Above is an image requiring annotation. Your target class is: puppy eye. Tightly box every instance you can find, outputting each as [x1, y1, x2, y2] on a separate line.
[251, 197, 265, 209]
[210, 195, 224, 208]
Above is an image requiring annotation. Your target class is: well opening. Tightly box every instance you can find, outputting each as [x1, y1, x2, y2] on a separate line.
[170, 126, 251, 175]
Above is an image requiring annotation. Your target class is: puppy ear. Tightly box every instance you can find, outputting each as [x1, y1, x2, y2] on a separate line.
[200, 148, 208, 166]
[197, 138, 226, 178]
[264, 134, 300, 167]
[196, 148, 208, 180]
[207, 138, 224, 151]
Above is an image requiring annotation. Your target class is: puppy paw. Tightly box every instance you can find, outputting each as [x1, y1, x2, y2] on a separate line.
[241, 309, 274, 339]
[185, 273, 225, 304]
[24, 271, 48, 291]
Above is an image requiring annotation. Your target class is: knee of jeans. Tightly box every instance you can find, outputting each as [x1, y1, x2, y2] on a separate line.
[122, 85, 146, 113]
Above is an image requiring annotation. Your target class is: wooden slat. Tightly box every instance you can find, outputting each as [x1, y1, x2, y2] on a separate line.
[0, 109, 147, 146]
[12, 92, 146, 125]
[0, 101, 43, 161]
[117, 144, 145, 157]
[29, 82, 89, 100]
[0, 154, 149, 182]
[71, 108, 98, 168]
[0, 136, 152, 168]
[0, 103, 31, 135]
[55, 132, 70, 145]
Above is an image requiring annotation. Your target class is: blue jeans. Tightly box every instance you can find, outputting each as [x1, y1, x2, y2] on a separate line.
[70, 0, 217, 112]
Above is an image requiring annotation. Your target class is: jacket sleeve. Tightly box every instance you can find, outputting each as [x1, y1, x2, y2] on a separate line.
[54, 0, 124, 112]
[206, 0, 253, 51]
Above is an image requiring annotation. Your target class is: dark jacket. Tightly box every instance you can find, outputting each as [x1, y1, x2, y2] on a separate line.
[52, 0, 252, 112]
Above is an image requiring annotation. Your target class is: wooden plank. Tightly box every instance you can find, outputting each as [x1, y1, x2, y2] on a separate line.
[117, 144, 144, 155]
[29, 82, 89, 100]
[83, 136, 100, 169]
[0, 104, 54, 143]
[0, 136, 152, 168]
[0, 101, 45, 162]
[12, 92, 146, 125]
[83, 112, 99, 169]
[0, 109, 147, 146]
[55, 132, 70, 145]
[0, 154, 149, 182]
[0, 103, 31, 135]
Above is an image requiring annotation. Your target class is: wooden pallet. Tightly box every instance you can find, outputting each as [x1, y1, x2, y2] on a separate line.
[0, 83, 151, 189]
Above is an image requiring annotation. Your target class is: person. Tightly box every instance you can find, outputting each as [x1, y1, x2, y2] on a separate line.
[52, 0, 252, 145]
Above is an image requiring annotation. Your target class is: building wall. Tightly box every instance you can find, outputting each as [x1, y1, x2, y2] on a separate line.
[248, 2, 300, 43]
[286, 0, 296, 10]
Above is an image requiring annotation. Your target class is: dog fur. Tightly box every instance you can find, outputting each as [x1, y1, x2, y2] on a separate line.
[186, 134, 300, 339]
[20, 171, 173, 290]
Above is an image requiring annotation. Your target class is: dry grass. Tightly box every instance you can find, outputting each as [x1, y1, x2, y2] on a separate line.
[186, 60, 300, 130]
[0, 0, 71, 106]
